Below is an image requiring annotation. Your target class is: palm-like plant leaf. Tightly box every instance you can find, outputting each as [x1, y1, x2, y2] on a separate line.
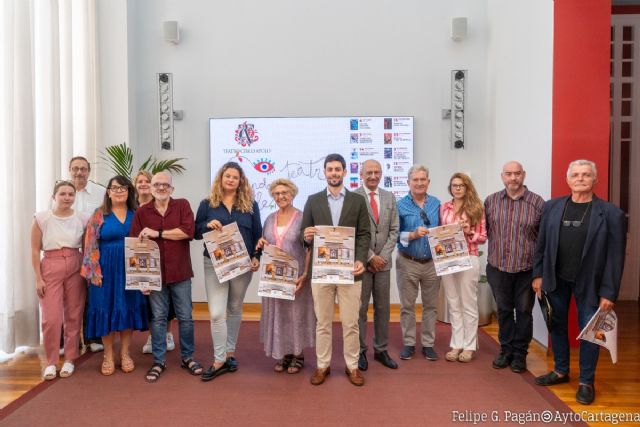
[151, 158, 186, 175]
[100, 143, 133, 179]
[100, 143, 187, 181]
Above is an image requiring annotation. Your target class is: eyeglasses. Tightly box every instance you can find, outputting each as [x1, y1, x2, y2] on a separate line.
[561, 202, 591, 228]
[152, 183, 173, 190]
[70, 167, 89, 173]
[451, 184, 466, 190]
[273, 191, 290, 198]
[109, 185, 129, 193]
[419, 210, 431, 227]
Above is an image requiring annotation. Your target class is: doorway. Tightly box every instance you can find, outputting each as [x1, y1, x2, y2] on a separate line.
[610, 14, 640, 301]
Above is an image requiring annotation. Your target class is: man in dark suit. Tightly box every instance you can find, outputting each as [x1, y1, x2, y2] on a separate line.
[532, 160, 626, 405]
[302, 153, 371, 386]
[355, 159, 399, 370]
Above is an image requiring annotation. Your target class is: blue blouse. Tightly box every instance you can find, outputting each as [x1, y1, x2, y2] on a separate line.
[194, 199, 262, 258]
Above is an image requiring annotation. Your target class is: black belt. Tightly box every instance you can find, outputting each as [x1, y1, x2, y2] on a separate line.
[399, 251, 432, 264]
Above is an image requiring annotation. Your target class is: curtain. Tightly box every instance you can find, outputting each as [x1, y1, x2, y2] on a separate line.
[0, 0, 99, 357]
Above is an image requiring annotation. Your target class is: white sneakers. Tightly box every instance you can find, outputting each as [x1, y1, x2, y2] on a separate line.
[142, 332, 175, 354]
[166, 332, 175, 351]
[88, 343, 104, 352]
[142, 335, 152, 354]
[59, 361, 75, 377]
[43, 365, 57, 381]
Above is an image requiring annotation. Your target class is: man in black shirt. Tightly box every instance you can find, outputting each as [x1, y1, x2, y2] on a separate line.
[531, 160, 626, 405]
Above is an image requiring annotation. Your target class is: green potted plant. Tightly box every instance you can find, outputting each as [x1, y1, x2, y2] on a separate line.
[100, 142, 186, 181]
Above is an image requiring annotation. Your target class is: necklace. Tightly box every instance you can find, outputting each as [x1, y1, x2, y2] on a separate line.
[561, 201, 591, 228]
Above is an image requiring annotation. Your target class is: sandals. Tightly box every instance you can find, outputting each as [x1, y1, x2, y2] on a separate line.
[145, 362, 166, 383]
[181, 358, 203, 376]
[274, 354, 293, 373]
[121, 353, 135, 373]
[445, 349, 462, 362]
[43, 365, 57, 381]
[458, 350, 475, 363]
[287, 354, 304, 374]
[59, 361, 75, 377]
[101, 356, 115, 376]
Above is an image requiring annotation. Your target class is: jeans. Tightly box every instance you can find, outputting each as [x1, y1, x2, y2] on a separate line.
[486, 264, 535, 358]
[441, 256, 480, 351]
[203, 257, 252, 363]
[546, 276, 600, 385]
[149, 279, 195, 364]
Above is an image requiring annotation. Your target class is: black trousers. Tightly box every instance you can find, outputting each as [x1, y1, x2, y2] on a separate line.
[486, 264, 535, 358]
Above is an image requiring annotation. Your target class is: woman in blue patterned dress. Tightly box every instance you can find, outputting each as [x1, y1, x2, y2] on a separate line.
[82, 176, 148, 375]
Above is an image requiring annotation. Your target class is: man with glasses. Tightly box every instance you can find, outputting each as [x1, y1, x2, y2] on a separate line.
[354, 159, 399, 371]
[532, 160, 626, 405]
[396, 165, 441, 361]
[68, 156, 106, 352]
[484, 161, 544, 373]
[130, 172, 203, 383]
[69, 156, 105, 215]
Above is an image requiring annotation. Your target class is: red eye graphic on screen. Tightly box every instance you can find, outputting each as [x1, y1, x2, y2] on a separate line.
[253, 158, 275, 173]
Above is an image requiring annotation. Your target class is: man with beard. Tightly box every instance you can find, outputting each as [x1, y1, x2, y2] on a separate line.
[130, 172, 203, 383]
[355, 159, 399, 370]
[301, 153, 371, 386]
[484, 161, 544, 373]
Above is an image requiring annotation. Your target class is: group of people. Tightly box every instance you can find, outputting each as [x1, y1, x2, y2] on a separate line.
[30, 154, 626, 405]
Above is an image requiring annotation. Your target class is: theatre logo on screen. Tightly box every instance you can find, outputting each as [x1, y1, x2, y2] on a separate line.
[235, 122, 260, 147]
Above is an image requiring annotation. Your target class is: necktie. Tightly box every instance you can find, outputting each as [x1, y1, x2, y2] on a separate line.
[369, 191, 379, 224]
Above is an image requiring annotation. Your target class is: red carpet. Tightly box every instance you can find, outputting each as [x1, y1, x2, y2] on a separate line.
[1, 321, 583, 426]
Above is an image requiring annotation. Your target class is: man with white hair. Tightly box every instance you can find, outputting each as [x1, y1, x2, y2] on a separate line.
[532, 160, 626, 405]
[68, 156, 105, 215]
[130, 172, 203, 383]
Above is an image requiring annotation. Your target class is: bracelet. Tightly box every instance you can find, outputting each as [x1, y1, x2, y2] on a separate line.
[158, 230, 163, 239]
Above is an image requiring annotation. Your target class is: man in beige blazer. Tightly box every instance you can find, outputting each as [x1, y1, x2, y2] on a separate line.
[355, 160, 399, 370]
[302, 153, 371, 387]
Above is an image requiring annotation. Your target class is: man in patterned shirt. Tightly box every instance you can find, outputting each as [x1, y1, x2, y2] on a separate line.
[484, 161, 544, 373]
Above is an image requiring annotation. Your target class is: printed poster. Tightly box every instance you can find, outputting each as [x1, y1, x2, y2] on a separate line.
[257, 245, 299, 301]
[125, 237, 162, 291]
[427, 223, 473, 276]
[311, 226, 355, 285]
[577, 308, 618, 364]
[203, 222, 252, 283]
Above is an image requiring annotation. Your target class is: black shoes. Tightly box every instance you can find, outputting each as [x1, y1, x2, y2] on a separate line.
[510, 358, 527, 373]
[492, 352, 513, 369]
[422, 347, 439, 361]
[226, 356, 238, 372]
[358, 352, 368, 371]
[374, 351, 398, 369]
[535, 371, 570, 386]
[576, 384, 595, 405]
[399, 346, 415, 360]
[201, 361, 230, 382]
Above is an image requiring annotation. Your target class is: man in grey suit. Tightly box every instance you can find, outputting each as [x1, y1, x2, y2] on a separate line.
[355, 160, 399, 370]
[302, 153, 371, 387]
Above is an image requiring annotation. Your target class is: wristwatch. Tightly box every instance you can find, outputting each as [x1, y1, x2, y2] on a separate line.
[158, 230, 163, 239]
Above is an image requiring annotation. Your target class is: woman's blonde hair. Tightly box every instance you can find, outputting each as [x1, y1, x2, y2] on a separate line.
[208, 162, 254, 212]
[134, 170, 153, 185]
[268, 178, 298, 199]
[448, 172, 484, 226]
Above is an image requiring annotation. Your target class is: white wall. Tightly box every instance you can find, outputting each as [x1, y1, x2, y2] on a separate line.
[97, 0, 554, 306]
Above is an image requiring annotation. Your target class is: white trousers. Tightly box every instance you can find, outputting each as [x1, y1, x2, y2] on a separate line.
[441, 256, 480, 351]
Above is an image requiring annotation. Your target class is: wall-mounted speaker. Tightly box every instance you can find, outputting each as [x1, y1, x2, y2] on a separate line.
[451, 17, 467, 41]
[157, 73, 174, 150]
[163, 21, 180, 44]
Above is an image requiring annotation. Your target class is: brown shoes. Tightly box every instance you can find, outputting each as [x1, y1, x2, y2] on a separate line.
[310, 367, 330, 385]
[345, 367, 365, 386]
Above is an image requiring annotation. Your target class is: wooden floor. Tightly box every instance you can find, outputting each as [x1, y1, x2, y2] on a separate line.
[1, 301, 638, 426]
